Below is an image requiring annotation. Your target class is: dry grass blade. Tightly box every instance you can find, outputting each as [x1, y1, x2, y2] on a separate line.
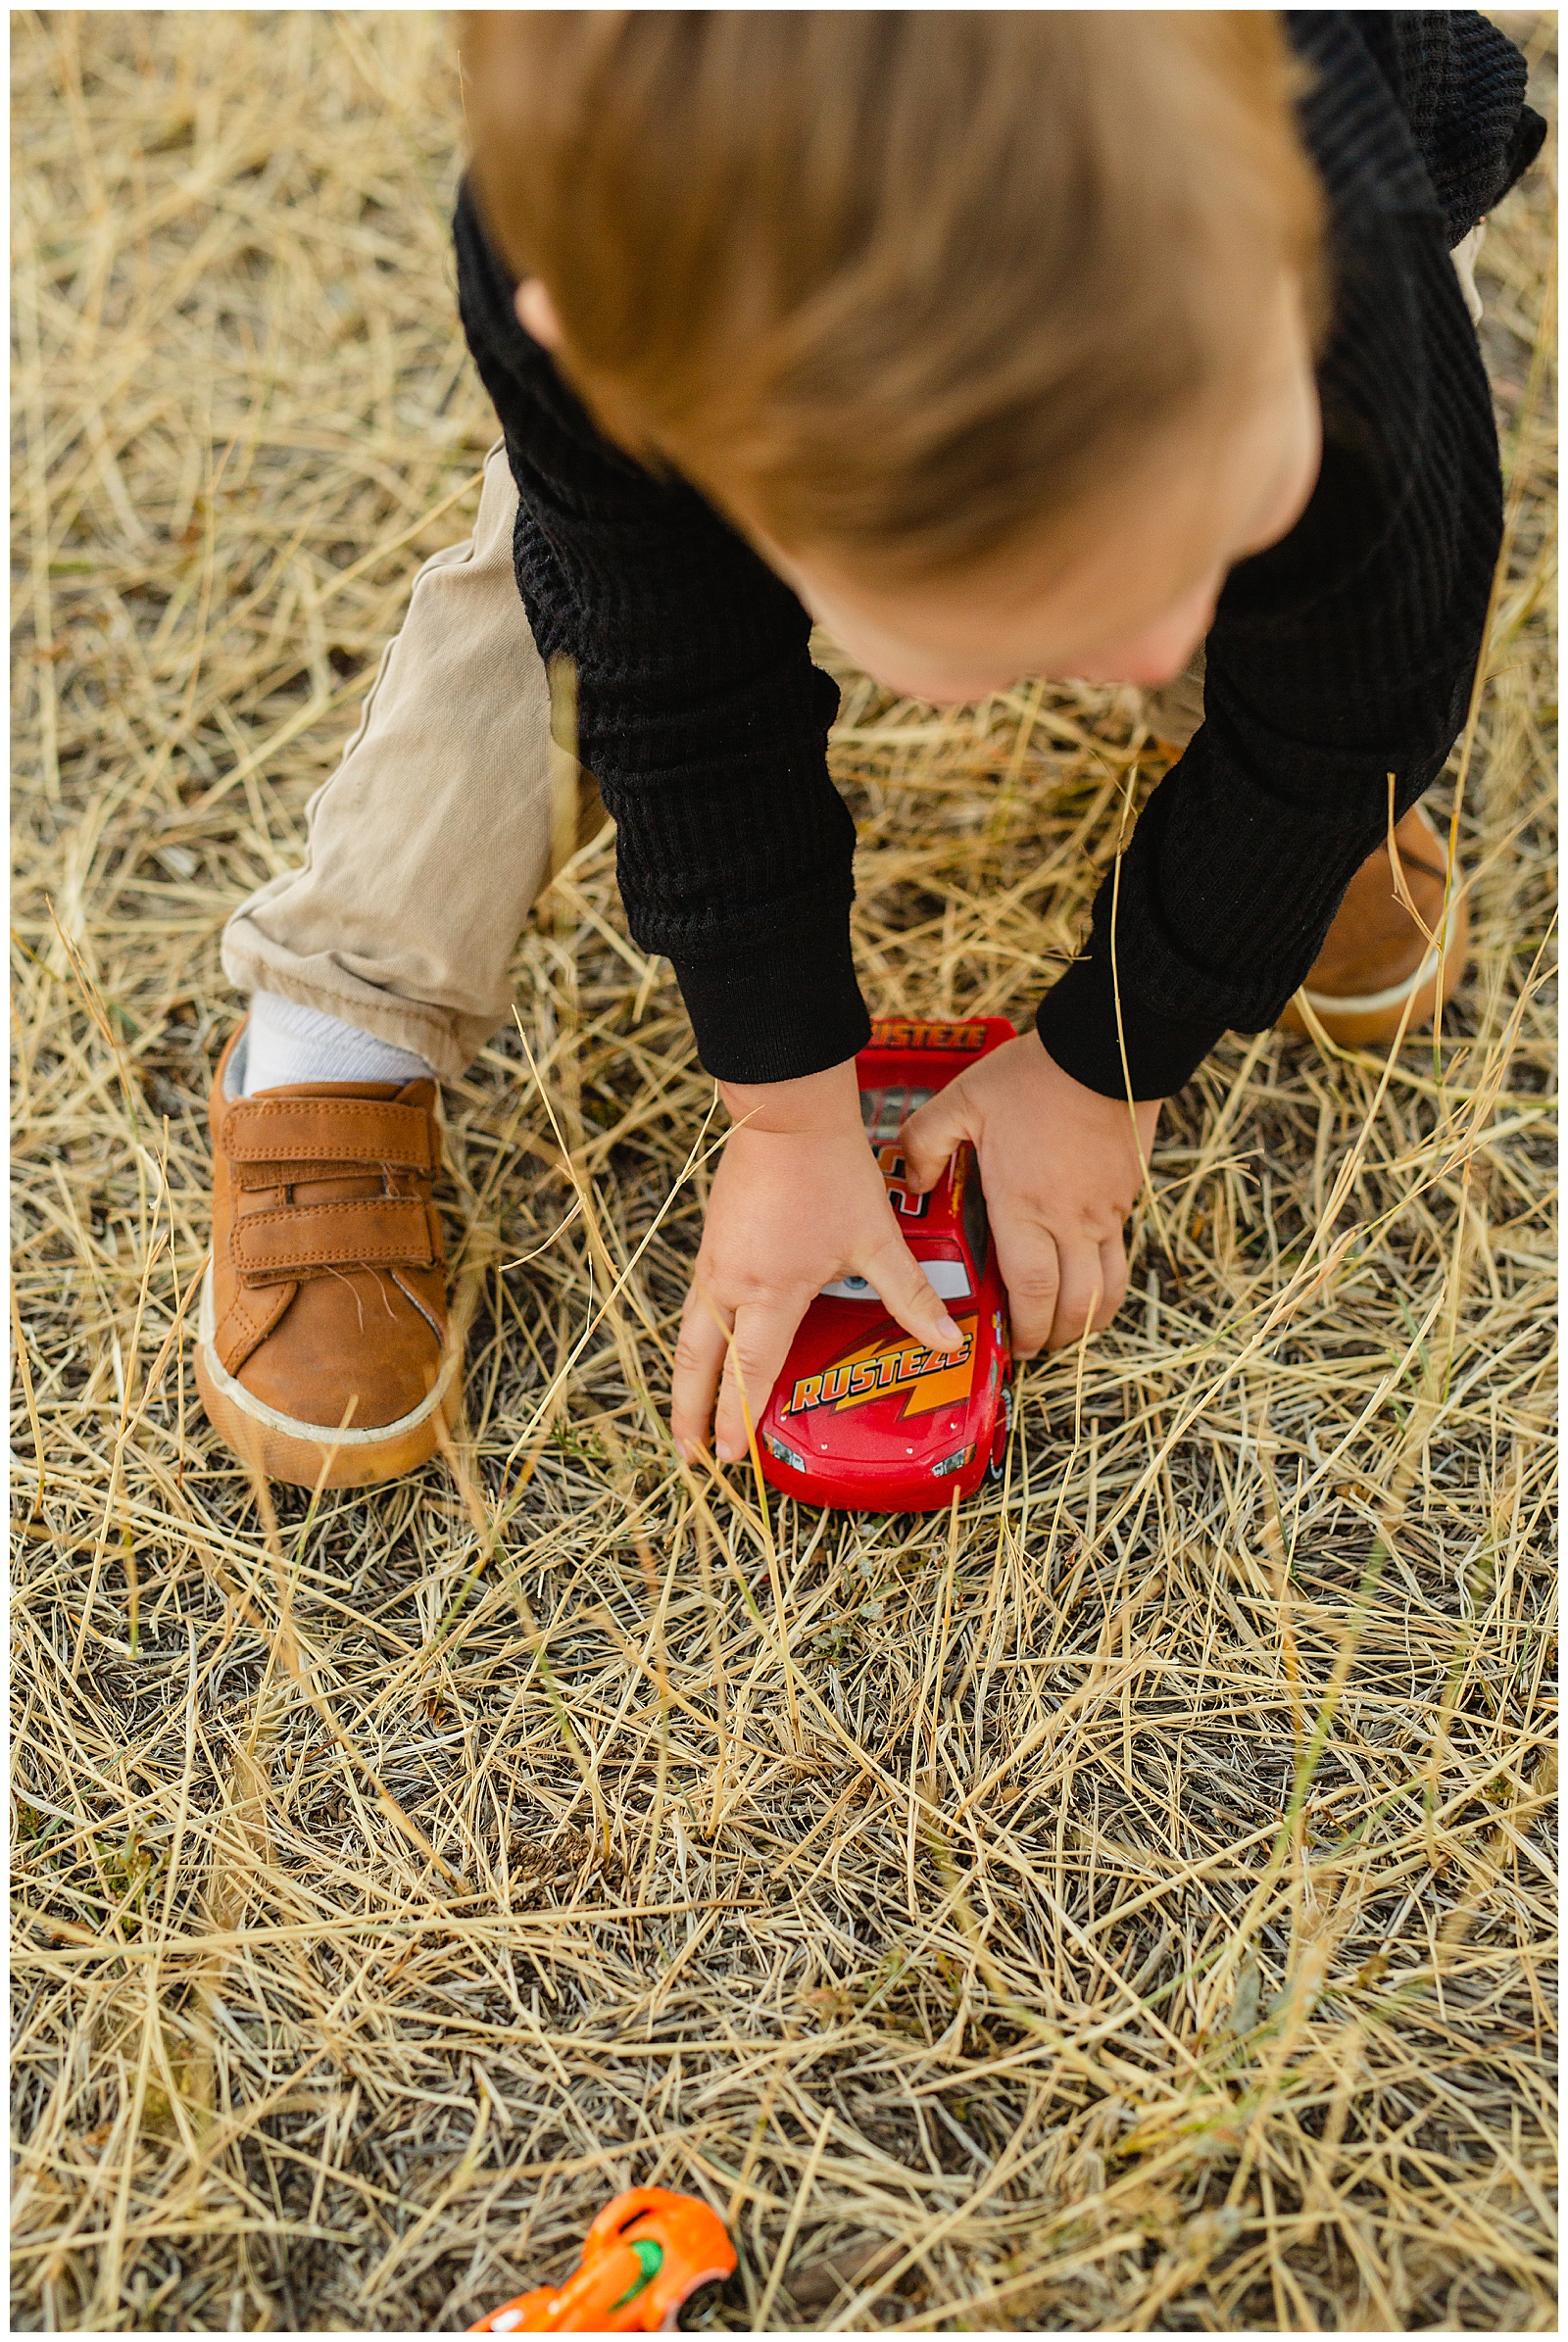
[11, 12, 1557, 2333]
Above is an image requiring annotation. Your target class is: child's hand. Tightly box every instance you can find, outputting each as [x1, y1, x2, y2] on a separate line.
[672, 1059, 967, 1464]
[900, 1033, 1162, 1355]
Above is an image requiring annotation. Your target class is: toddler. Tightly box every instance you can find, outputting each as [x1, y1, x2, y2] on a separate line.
[199, 12, 1542, 1488]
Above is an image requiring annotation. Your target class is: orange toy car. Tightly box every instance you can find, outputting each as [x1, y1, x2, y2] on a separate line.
[468, 2188, 737, 2333]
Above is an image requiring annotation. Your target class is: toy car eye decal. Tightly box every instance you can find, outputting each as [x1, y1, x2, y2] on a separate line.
[818, 1259, 972, 1303]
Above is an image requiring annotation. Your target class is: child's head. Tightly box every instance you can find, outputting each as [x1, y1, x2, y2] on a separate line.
[462, 12, 1325, 699]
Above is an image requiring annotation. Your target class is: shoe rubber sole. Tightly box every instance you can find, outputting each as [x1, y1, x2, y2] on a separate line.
[1278, 888, 1469, 1048]
[194, 1262, 460, 1489]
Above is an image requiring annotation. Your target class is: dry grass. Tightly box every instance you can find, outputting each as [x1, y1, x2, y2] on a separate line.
[10, 13, 1557, 2332]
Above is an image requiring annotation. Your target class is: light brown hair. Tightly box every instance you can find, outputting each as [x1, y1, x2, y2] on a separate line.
[461, 11, 1325, 579]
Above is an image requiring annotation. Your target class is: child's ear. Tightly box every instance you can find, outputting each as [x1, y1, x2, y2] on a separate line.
[514, 278, 563, 349]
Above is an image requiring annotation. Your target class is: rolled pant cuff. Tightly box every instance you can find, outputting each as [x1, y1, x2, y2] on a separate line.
[220, 912, 501, 1083]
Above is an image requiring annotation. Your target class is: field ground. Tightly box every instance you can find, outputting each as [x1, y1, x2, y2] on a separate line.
[11, 13, 1557, 2332]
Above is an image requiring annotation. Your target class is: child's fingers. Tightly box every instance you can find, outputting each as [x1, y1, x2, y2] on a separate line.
[860, 1233, 966, 1355]
[898, 1086, 967, 1194]
[671, 1281, 732, 1459]
[1094, 1239, 1128, 1333]
[1048, 1244, 1108, 1351]
[988, 1208, 1060, 1357]
[713, 1296, 811, 1464]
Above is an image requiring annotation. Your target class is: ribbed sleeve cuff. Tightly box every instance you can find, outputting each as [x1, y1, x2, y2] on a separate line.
[670, 898, 871, 1084]
[1504, 105, 1548, 201]
[1035, 952, 1226, 1101]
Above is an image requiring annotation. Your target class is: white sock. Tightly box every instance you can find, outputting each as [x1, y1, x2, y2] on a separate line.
[234, 993, 435, 1098]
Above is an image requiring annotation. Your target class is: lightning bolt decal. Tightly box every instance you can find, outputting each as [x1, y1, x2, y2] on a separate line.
[784, 1315, 977, 1421]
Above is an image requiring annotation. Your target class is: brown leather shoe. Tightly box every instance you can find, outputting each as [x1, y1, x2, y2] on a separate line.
[1277, 805, 1470, 1047]
[195, 1023, 459, 1488]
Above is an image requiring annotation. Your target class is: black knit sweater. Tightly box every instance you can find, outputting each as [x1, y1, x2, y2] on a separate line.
[455, 11, 1543, 1097]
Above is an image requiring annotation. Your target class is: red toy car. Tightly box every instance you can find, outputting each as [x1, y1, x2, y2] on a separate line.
[757, 1016, 1015, 1513]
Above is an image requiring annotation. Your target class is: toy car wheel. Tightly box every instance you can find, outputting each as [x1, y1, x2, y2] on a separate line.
[987, 1376, 1014, 1479]
[675, 2277, 728, 2330]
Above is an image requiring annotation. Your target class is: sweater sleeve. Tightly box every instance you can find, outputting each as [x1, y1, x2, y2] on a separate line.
[453, 182, 869, 1084]
[1350, 9, 1546, 245]
[1035, 18, 1507, 1100]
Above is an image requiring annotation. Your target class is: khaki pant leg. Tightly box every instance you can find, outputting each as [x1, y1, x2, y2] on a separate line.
[221, 442, 560, 1080]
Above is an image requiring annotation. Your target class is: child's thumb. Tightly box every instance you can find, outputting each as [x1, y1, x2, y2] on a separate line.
[899, 1088, 969, 1194]
[866, 1234, 966, 1356]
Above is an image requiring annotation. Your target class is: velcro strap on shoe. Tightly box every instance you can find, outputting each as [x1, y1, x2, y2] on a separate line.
[223, 1096, 435, 1173]
[232, 1195, 438, 1282]
[232, 1158, 428, 1193]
